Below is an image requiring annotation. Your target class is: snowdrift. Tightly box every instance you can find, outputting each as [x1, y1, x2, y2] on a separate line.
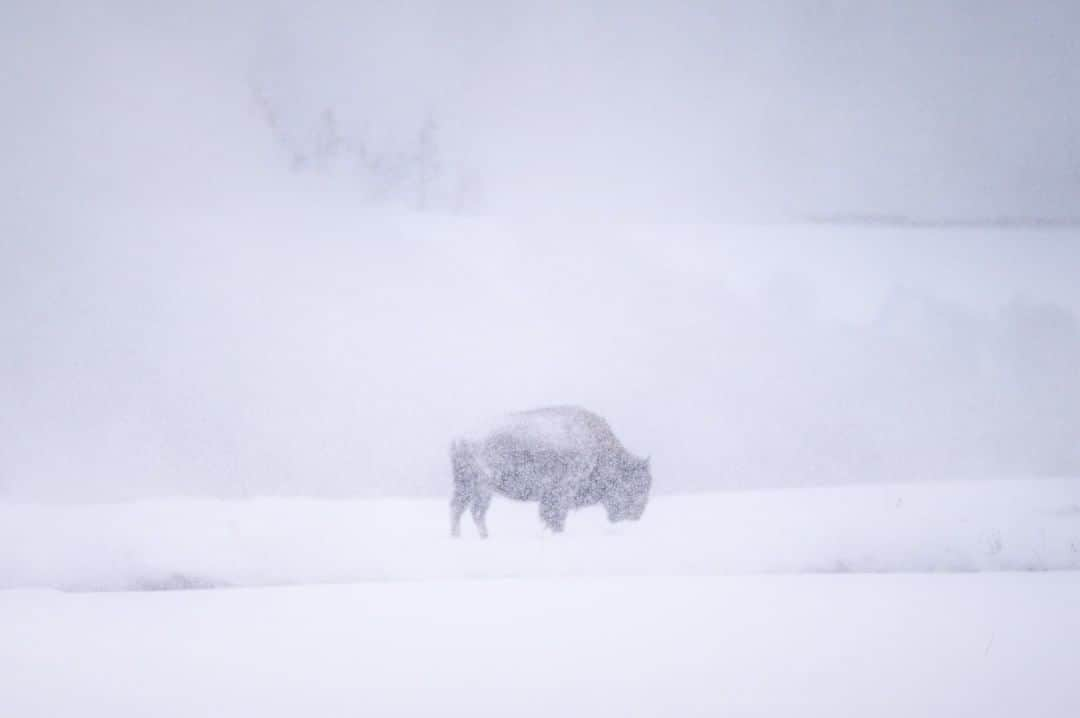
[3, 478, 1079, 592]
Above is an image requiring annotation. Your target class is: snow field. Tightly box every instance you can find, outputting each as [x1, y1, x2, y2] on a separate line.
[2, 573, 1078, 717]
[2, 478, 1078, 592]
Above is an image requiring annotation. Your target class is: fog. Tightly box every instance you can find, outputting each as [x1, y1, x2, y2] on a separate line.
[3, 1, 1080, 501]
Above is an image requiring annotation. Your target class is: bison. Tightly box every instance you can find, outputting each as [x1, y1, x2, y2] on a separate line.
[450, 406, 652, 537]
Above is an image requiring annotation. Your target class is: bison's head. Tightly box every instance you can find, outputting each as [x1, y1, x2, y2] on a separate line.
[603, 456, 652, 523]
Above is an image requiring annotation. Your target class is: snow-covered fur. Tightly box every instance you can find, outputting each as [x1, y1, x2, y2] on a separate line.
[450, 406, 652, 537]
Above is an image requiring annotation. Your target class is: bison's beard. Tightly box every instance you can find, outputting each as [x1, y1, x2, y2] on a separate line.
[603, 493, 648, 523]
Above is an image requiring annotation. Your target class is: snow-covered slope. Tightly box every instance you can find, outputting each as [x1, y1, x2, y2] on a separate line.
[4, 478, 1078, 592]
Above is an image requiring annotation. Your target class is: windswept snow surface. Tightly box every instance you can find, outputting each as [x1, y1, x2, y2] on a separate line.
[3, 574, 1078, 717]
[4, 479, 1079, 717]
[3, 478, 1078, 592]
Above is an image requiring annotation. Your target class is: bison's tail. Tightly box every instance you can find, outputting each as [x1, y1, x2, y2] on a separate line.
[450, 439, 473, 488]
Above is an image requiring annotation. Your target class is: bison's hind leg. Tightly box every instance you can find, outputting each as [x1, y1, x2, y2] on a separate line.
[450, 441, 492, 538]
[450, 486, 469, 538]
[470, 490, 491, 539]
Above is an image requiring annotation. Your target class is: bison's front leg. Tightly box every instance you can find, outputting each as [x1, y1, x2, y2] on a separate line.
[539, 494, 569, 533]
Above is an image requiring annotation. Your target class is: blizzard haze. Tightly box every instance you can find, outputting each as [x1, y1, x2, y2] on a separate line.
[3, 2, 1080, 502]
[6, 1, 1080, 218]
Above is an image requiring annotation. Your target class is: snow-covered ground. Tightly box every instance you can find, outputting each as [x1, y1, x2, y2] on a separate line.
[3, 478, 1079, 716]
[3, 573, 1078, 717]
[2, 478, 1078, 592]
